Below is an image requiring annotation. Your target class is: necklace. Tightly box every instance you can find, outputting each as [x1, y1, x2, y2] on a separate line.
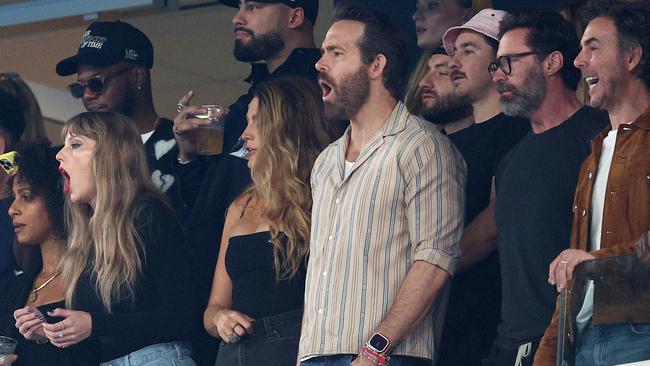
[29, 272, 60, 303]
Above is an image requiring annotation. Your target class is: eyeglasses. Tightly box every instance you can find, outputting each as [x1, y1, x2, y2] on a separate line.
[488, 51, 545, 77]
[0, 151, 18, 175]
[67, 66, 133, 99]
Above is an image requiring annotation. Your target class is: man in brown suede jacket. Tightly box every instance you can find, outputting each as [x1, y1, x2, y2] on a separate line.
[535, 3, 650, 365]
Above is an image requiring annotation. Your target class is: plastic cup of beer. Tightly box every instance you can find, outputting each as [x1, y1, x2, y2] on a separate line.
[0, 336, 17, 366]
[195, 105, 225, 155]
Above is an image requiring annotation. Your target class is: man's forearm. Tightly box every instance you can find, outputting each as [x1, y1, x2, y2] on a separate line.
[373, 260, 451, 349]
[457, 204, 497, 273]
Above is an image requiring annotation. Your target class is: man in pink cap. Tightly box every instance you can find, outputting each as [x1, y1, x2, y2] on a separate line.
[432, 9, 530, 366]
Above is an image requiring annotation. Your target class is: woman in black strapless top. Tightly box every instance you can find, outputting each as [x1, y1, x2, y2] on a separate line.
[203, 76, 335, 366]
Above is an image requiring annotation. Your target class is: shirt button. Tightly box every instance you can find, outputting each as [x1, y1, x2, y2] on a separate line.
[582, 209, 587, 216]
[587, 172, 593, 180]
[646, 174, 650, 182]
[318, 309, 323, 314]
[322, 271, 327, 276]
[328, 235, 333, 241]
[335, 198, 340, 204]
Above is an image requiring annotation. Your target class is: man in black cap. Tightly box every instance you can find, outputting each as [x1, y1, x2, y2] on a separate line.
[56, 21, 197, 220]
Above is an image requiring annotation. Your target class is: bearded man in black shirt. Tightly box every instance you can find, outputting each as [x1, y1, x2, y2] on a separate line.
[486, 11, 608, 366]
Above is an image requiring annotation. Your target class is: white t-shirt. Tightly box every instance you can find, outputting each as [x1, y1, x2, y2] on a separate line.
[141, 130, 155, 144]
[576, 128, 618, 329]
[344, 160, 354, 178]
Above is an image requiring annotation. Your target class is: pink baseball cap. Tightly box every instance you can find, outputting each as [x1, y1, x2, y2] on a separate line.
[442, 8, 508, 57]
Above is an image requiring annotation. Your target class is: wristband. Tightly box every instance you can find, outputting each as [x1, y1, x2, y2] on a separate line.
[359, 345, 390, 365]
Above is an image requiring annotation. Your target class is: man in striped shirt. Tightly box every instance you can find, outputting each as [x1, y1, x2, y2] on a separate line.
[299, 4, 467, 366]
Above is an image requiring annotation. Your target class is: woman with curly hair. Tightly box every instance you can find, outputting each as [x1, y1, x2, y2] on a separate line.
[203, 76, 333, 365]
[45, 111, 196, 365]
[0, 143, 97, 366]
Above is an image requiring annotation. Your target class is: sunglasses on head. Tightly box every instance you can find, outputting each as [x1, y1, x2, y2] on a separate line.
[67, 66, 133, 99]
[0, 151, 18, 175]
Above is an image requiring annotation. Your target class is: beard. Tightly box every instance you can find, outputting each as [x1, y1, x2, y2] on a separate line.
[321, 66, 370, 121]
[421, 93, 473, 125]
[233, 29, 285, 62]
[498, 66, 547, 118]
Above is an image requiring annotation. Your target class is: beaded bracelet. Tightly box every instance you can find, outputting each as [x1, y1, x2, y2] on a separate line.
[359, 345, 390, 365]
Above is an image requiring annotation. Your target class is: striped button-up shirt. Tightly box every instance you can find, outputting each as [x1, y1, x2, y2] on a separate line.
[299, 102, 466, 360]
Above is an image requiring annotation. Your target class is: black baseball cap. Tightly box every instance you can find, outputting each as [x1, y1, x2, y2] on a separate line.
[56, 21, 154, 76]
[222, 0, 318, 25]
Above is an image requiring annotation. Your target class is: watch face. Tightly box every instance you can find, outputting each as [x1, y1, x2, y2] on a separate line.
[369, 333, 389, 352]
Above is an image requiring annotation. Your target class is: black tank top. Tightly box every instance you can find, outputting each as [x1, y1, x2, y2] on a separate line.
[225, 231, 306, 319]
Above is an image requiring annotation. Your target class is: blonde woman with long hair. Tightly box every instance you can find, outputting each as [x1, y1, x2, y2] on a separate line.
[43, 112, 196, 366]
[204, 76, 333, 365]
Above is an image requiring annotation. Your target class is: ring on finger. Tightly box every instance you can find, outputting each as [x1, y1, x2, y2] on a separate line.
[174, 126, 183, 136]
[176, 101, 186, 113]
[227, 332, 240, 344]
[58, 331, 63, 338]
[560, 259, 569, 264]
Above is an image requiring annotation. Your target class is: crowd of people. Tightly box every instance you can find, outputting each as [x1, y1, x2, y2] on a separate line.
[0, 0, 649, 365]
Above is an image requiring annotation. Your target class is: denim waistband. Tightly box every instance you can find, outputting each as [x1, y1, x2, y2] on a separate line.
[100, 341, 192, 366]
[227, 309, 303, 343]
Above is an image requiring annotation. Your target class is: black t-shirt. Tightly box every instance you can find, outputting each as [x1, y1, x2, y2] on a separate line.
[448, 113, 530, 223]
[70, 194, 196, 363]
[437, 113, 529, 365]
[494, 106, 609, 349]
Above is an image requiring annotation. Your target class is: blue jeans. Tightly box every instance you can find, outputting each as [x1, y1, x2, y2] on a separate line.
[215, 309, 302, 366]
[300, 354, 431, 366]
[575, 322, 650, 365]
[100, 342, 195, 366]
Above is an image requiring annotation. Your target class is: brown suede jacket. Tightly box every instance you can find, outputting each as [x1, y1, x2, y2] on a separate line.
[534, 107, 650, 365]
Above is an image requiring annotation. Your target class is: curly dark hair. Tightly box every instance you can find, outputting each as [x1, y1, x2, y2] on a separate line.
[584, 1, 650, 89]
[11, 142, 66, 240]
[500, 10, 582, 90]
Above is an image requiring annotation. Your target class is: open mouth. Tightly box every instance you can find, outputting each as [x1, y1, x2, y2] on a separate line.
[416, 26, 426, 36]
[245, 145, 256, 158]
[59, 167, 70, 193]
[319, 80, 333, 99]
[585, 76, 600, 89]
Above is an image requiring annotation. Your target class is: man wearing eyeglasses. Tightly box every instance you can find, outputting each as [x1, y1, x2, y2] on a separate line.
[480, 11, 609, 366]
[0, 91, 25, 288]
[432, 9, 530, 366]
[55, 21, 195, 220]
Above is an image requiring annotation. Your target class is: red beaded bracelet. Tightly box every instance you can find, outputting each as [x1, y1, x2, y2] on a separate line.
[359, 345, 390, 365]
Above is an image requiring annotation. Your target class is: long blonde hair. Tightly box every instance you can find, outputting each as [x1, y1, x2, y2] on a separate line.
[60, 112, 165, 312]
[247, 76, 333, 279]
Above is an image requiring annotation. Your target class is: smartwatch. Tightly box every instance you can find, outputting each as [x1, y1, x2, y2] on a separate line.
[367, 332, 391, 354]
